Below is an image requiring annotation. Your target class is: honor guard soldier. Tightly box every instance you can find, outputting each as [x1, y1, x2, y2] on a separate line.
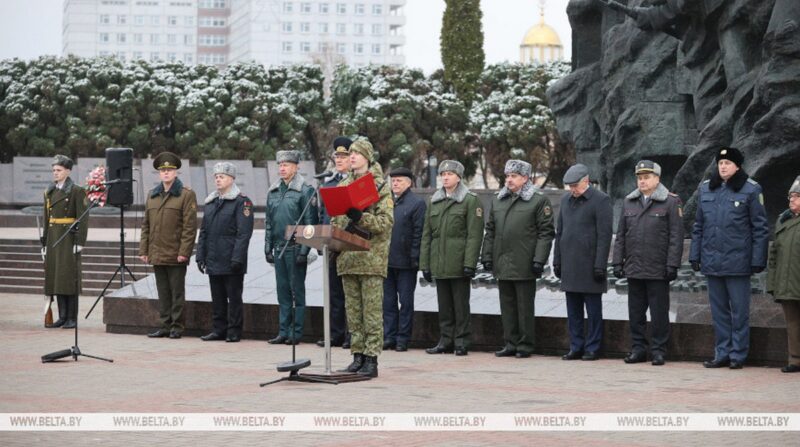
[383, 166, 426, 352]
[331, 138, 394, 377]
[43, 155, 89, 329]
[140, 152, 198, 339]
[196, 162, 255, 342]
[768, 175, 800, 373]
[482, 160, 554, 358]
[316, 137, 353, 349]
[553, 163, 614, 361]
[690, 147, 769, 369]
[265, 150, 318, 345]
[420, 160, 485, 356]
[612, 160, 684, 366]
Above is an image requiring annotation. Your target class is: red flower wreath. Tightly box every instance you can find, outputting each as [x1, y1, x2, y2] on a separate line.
[85, 165, 107, 206]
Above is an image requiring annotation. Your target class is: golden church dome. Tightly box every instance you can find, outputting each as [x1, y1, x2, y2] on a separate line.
[519, 2, 563, 64]
[521, 21, 562, 47]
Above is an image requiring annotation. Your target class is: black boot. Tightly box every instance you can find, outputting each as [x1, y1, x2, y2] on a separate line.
[62, 295, 78, 329]
[50, 295, 68, 328]
[338, 353, 364, 373]
[357, 356, 378, 378]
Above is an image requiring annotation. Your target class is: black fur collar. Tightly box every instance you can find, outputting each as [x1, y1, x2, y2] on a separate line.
[150, 178, 184, 198]
[709, 168, 748, 192]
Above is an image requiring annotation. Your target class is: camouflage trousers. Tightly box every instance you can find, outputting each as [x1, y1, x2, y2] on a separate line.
[342, 274, 384, 357]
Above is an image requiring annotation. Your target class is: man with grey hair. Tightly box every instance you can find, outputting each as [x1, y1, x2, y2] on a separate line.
[265, 150, 318, 345]
[612, 160, 684, 365]
[553, 163, 613, 361]
[481, 159, 555, 358]
[420, 160, 484, 356]
[196, 162, 255, 342]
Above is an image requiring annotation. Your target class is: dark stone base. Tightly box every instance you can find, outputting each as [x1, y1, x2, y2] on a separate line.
[104, 296, 788, 366]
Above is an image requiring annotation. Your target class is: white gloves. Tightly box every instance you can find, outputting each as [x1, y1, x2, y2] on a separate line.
[73, 245, 83, 254]
[41, 247, 46, 261]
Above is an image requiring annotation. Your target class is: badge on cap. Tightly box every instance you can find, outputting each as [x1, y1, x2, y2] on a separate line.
[720, 149, 727, 155]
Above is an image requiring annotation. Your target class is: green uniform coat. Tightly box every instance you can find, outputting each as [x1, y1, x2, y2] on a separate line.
[768, 210, 800, 301]
[481, 183, 555, 280]
[43, 178, 89, 296]
[140, 178, 198, 265]
[419, 182, 485, 279]
[332, 163, 394, 277]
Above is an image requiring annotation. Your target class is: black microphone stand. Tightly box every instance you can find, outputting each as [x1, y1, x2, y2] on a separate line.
[42, 199, 113, 363]
[261, 179, 338, 386]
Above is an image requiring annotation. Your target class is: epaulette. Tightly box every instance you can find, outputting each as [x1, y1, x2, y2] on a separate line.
[702, 180, 709, 183]
[668, 192, 678, 196]
[467, 191, 477, 197]
[747, 178, 759, 185]
[184, 186, 192, 190]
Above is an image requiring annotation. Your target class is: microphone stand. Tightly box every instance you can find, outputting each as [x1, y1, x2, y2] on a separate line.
[261, 178, 338, 386]
[42, 199, 113, 363]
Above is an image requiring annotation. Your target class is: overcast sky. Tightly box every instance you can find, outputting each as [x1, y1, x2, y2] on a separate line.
[0, 0, 572, 73]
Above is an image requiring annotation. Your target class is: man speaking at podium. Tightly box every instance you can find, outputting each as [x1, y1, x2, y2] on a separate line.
[331, 138, 394, 378]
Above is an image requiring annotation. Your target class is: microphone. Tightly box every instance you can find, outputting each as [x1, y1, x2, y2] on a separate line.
[313, 171, 333, 180]
[101, 179, 132, 185]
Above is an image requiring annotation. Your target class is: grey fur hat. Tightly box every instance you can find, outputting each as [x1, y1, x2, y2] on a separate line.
[52, 154, 74, 170]
[213, 161, 237, 178]
[504, 159, 532, 177]
[276, 150, 301, 164]
[790, 175, 800, 195]
[438, 160, 464, 178]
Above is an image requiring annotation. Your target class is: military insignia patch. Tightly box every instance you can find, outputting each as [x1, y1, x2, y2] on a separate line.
[734, 201, 740, 207]
[243, 207, 251, 217]
[387, 198, 394, 209]
[476, 207, 483, 218]
[544, 206, 552, 216]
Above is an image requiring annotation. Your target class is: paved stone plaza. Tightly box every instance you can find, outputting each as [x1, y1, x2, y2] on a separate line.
[1, 292, 798, 446]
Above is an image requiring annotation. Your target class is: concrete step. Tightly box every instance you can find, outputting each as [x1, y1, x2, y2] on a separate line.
[2, 275, 128, 289]
[0, 238, 140, 249]
[0, 267, 147, 281]
[0, 284, 116, 295]
[0, 252, 143, 264]
[0, 259, 150, 272]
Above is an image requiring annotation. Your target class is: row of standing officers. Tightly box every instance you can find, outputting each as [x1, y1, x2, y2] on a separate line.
[41, 143, 799, 376]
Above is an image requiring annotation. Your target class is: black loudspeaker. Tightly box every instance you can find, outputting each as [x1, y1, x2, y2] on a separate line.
[105, 147, 134, 206]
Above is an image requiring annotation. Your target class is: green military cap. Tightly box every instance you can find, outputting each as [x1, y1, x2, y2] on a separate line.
[438, 160, 464, 178]
[349, 138, 374, 163]
[635, 160, 661, 176]
[153, 152, 181, 170]
[51, 154, 74, 170]
[333, 136, 353, 156]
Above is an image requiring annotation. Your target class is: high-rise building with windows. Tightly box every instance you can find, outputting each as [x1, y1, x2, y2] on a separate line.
[62, 0, 406, 67]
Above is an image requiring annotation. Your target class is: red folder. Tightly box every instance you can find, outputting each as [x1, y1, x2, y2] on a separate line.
[319, 172, 380, 217]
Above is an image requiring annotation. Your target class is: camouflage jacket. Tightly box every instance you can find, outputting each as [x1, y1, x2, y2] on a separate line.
[332, 163, 394, 277]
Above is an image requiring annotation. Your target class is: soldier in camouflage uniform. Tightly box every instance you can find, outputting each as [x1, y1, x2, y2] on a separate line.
[331, 138, 394, 378]
[420, 160, 485, 356]
[43, 155, 89, 329]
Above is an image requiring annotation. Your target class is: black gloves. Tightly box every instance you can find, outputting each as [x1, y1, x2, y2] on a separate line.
[752, 265, 765, 274]
[295, 254, 308, 266]
[482, 261, 493, 273]
[553, 264, 561, 278]
[532, 262, 544, 278]
[691, 261, 701, 272]
[666, 266, 678, 281]
[39, 236, 46, 247]
[422, 271, 433, 282]
[613, 264, 624, 279]
[593, 268, 606, 282]
[231, 261, 244, 273]
[197, 262, 206, 274]
[266, 252, 275, 264]
[346, 207, 363, 223]
[463, 267, 476, 278]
